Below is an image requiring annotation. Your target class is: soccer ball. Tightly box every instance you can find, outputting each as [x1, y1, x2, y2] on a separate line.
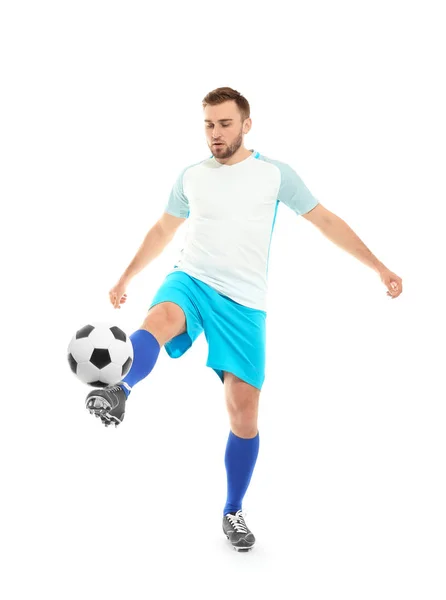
[67, 321, 133, 387]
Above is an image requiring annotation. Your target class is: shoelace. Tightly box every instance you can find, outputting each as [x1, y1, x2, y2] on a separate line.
[109, 382, 132, 393]
[226, 510, 249, 534]
[108, 384, 123, 393]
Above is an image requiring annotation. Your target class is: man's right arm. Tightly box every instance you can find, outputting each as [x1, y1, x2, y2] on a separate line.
[119, 212, 187, 284]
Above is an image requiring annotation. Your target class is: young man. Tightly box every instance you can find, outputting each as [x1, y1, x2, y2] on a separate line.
[85, 87, 403, 551]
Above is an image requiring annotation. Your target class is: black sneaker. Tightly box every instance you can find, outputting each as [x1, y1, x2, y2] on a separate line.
[222, 510, 256, 552]
[85, 382, 131, 427]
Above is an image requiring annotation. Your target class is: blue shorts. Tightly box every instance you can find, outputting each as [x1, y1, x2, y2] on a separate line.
[148, 270, 266, 390]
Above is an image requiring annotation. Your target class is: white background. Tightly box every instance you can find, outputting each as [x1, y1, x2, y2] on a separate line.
[1, 0, 445, 598]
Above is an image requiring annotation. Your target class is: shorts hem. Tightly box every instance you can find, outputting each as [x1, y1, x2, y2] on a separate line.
[206, 363, 264, 391]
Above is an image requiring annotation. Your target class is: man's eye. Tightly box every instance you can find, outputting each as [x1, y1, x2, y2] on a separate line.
[206, 124, 229, 128]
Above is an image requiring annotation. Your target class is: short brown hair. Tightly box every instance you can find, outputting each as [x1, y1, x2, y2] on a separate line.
[202, 87, 250, 123]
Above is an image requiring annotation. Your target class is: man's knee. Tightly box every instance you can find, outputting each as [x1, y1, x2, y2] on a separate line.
[141, 302, 187, 346]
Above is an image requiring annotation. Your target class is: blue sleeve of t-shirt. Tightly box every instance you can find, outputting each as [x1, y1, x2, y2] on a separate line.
[274, 160, 319, 216]
[165, 167, 190, 218]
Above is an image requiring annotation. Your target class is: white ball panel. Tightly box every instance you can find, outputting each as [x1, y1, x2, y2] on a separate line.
[109, 339, 133, 364]
[69, 337, 93, 363]
[77, 361, 101, 385]
[89, 325, 115, 348]
[100, 362, 123, 384]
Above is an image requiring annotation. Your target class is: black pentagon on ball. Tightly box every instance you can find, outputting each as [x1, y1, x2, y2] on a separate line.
[90, 348, 112, 369]
[68, 353, 78, 374]
[110, 325, 126, 342]
[121, 356, 132, 376]
[76, 324, 95, 339]
[89, 380, 107, 388]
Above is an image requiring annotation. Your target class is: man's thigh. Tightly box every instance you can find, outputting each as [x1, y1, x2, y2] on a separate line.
[223, 371, 261, 417]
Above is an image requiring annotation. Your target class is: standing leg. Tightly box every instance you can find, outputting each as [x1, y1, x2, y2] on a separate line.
[223, 371, 260, 516]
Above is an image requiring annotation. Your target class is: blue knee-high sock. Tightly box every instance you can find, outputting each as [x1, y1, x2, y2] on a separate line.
[119, 329, 161, 398]
[223, 430, 260, 516]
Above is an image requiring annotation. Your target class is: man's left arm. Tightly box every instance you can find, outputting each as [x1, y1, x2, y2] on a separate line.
[302, 204, 403, 299]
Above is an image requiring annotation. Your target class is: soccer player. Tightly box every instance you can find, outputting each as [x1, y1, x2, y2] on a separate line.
[85, 87, 403, 551]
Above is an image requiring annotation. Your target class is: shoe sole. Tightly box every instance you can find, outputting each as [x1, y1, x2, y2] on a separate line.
[223, 532, 254, 552]
[86, 396, 122, 428]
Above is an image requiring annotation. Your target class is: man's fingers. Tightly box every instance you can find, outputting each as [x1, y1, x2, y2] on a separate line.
[110, 290, 127, 308]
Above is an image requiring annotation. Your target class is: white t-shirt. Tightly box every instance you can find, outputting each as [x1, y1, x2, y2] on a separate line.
[164, 149, 319, 312]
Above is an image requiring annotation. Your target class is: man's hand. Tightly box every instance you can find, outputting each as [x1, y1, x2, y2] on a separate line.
[379, 268, 403, 299]
[109, 280, 128, 309]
